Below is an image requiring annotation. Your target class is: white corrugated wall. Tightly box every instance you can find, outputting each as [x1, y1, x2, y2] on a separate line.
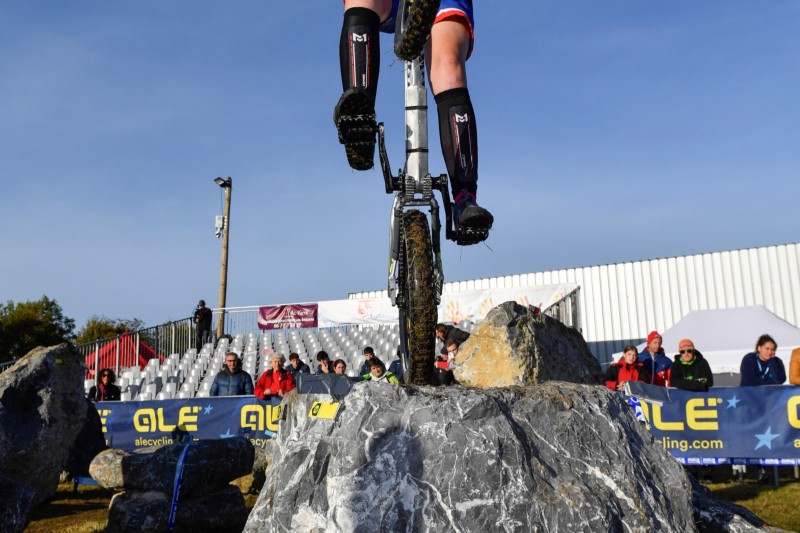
[350, 242, 800, 363]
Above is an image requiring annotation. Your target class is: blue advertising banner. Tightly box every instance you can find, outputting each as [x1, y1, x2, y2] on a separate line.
[95, 385, 800, 465]
[94, 396, 284, 451]
[629, 384, 800, 465]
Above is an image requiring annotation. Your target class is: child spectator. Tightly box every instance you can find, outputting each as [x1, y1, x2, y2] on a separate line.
[88, 368, 121, 402]
[333, 359, 347, 375]
[670, 339, 713, 392]
[605, 345, 650, 392]
[740, 334, 786, 386]
[285, 352, 310, 379]
[363, 357, 399, 384]
[255, 354, 296, 399]
[358, 346, 376, 376]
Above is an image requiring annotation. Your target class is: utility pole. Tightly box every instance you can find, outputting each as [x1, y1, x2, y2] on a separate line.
[214, 176, 232, 339]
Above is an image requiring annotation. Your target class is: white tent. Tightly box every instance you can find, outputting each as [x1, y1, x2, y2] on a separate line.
[612, 306, 800, 378]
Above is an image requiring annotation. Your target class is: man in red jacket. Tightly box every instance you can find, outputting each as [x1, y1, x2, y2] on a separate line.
[255, 354, 296, 400]
[605, 345, 650, 392]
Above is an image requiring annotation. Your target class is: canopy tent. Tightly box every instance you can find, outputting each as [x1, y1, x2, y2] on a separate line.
[613, 306, 800, 379]
[84, 332, 163, 376]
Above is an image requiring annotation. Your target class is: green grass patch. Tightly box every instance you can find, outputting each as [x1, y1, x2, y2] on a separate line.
[705, 477, 800, 532]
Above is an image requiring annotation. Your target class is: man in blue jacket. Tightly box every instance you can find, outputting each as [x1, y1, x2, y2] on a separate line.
[210, 352, 255, 396]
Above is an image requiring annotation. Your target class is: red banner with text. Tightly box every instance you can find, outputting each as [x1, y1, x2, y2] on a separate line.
[257, 304, 318, 330]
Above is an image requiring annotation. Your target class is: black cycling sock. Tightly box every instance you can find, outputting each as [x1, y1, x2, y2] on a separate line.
[339, 7, 381, 106]
[435, 87, 478, 196]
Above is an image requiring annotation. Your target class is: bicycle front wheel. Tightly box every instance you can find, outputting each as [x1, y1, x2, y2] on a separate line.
[398, 209, 437, 385]
[393, 0, 442, 61]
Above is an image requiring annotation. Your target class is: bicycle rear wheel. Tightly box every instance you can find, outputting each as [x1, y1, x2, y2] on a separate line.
[398, 209, 437, 385]
[393, 0, 442, 61]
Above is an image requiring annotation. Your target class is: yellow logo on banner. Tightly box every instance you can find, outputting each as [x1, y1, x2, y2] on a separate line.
[309, 402, 340, 419]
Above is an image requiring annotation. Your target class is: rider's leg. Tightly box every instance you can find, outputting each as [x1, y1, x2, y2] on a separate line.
[334, 0, 392, 170]
[428, 20, 493, 230]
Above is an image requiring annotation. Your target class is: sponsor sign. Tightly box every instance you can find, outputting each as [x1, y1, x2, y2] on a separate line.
[258, 304, 318, 330]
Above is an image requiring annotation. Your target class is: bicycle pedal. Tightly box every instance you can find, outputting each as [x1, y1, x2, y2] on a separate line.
[336, 115, 378, 145]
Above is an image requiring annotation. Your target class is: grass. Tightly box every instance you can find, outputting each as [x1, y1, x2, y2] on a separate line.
[26, 475, 800, 532]
[704, 476, 800, 532]
[26, 482, 260, 532]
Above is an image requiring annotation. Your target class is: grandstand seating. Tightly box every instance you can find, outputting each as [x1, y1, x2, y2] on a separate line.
[83, 322, 474, 401]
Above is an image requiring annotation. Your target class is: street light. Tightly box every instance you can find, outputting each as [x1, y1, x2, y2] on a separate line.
[214, 176, 232, 339]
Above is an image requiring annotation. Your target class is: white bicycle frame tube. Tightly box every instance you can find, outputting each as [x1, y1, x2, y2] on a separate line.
[388, 56, 429, 303]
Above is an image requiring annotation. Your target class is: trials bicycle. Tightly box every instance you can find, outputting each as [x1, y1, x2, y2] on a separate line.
[379, 0, 489, 385]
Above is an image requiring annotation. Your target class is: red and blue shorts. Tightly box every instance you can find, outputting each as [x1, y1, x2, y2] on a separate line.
[379, 0, 474, 56]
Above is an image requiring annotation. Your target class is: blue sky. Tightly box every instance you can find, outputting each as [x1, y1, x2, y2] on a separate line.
[2, 1, 798, 331]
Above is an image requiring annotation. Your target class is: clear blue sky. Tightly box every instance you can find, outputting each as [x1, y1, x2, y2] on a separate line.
[2, 1, 798, 331]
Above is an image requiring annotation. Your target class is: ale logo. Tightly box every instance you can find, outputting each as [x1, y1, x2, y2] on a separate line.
[309, 402, 340, 419]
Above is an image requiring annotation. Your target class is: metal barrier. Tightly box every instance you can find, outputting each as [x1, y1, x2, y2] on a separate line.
[544, 286, 582, 332]
[76, 317, 195, 380]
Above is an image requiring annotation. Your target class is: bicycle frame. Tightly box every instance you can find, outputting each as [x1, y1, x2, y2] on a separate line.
[379, 54, 445, 309]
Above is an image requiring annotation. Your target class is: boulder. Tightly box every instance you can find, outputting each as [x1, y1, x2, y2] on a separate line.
[90, 437, 254, 498]
[106, 485, 248, 533]
[245, 382, 772, 532]
[454, 301, 603, 387]
[0, 344, 89, 532]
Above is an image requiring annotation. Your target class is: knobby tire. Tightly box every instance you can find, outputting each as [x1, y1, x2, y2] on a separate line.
[399, 210, 437, 385]
[394, 0, 442, 61]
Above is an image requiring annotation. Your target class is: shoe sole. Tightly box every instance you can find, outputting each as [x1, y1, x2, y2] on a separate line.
[334, 89, 376, 171]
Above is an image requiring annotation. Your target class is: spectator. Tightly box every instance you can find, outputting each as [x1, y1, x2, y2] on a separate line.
[193, 299, 213, 351]
[333, 359, 347, 375]
[210, 353, 255, 397]
[285, 352, 310, 379]
[255, 354, 297, 399]
[88, 368, 121, 402]
[670, 339, 713, 392]
[359, 346, 376, 376]
[363, 357, 399, 384]
[790, 347, 800, 386]
[435, 339, 458, 386]
[316, 351, 332, 374]
[740, 334, 786, 386]
[435, 323, 469, 355]
[388, 355, 404, 383]
[604, 345, 650, 392]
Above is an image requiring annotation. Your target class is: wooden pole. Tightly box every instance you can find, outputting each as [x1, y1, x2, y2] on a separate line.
[216, 177, 232, 339]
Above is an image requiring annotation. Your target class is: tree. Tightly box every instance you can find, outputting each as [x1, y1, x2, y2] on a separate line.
[0, 295, 76, 363]
[75, 316, 145, 345]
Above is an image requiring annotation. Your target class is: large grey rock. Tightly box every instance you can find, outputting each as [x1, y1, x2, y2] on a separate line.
[0, 343, 88, 532]
[106, 484, 248, 533]
[690, 477, 789, 533]
[245, 382, 773, 533]
[455, 301, 603, 387]
[90, 437, 255, 498]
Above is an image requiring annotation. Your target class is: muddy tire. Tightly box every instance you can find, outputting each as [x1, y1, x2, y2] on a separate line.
[398, 210, 437, 385]
[393, 0, 442, 61]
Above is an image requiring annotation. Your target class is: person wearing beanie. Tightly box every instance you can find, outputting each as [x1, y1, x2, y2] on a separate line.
[638, 331, 672, 387]
[670, 339, 713, 392]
